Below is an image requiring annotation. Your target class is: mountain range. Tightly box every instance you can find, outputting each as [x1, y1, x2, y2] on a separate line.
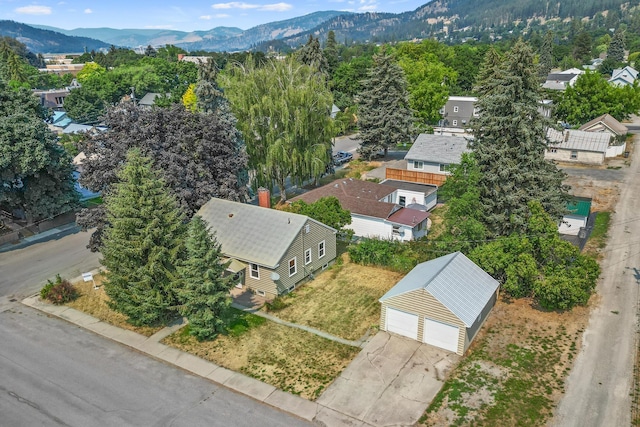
[1, 0, 638, 54]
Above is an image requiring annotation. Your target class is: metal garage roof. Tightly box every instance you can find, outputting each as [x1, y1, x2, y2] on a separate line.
[379, 252, 500, 327]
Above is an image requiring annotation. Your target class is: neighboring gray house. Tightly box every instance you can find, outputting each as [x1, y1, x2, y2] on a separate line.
[196, 198, 337, 300]
[405, 134, 470, 174]
[379, 251, 500, 355]
[138, 92, 169, 109]
[439, 96, 477, 129]
[546, 128, 611, 164]
[289, 178, 432, 242]
[608, 66, 638, 86]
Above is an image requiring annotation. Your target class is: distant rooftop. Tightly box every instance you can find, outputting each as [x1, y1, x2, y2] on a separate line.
[406, 134, 470, 164]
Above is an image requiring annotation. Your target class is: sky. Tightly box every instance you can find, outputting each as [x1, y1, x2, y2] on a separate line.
[1, 0, 430, 31]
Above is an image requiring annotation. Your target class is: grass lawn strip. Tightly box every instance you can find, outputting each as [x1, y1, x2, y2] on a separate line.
[420, 297, 590, 426]
[264, 255, 404, 341]
[65, 274, 163, 337]
[163, 309, 360, 400]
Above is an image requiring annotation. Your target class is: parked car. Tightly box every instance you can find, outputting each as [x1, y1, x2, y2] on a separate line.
[333, 151, 353, 165]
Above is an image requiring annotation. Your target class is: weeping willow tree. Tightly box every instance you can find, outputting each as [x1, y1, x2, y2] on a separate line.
[221, 56, 334, 202]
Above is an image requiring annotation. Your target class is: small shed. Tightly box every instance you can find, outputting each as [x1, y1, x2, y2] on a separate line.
[379, 252, 499, 355]
[559, 197, 592, 236]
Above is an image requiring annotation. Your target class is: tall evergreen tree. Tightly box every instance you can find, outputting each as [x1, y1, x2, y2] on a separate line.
[221, 56, 334, 202]
[357, 52, 414, 159]
[470, 40, 567, 236]
[324, 31, 339, 76]
[101, 149, 186, 326]
[573, 31, 592, 62]
[538, 31, 554, 81]
[297, 35, 328, 73]
[0, 79, 79, 222]
[608, 28, 626, 63]
[177, 215, 232, 341]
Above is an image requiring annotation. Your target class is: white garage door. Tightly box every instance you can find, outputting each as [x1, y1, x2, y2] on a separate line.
[386, 308, 418, 340]
[423, 318, 459, 353]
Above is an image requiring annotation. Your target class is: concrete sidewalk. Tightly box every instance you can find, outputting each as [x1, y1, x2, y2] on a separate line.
[21, 294, 374, 426]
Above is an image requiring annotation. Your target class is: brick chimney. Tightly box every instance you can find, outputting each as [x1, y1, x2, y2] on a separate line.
[258, 187, 271, 208]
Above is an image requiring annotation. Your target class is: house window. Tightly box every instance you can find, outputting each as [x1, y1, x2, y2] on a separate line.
[256, 290, 266, 297]
[250, 263, 259, 279]
[416, 221, 423, 231]
[570, 150, 578, 159]
[453, 106, 459, 113]
[439, 164, 449, 172]
[305, 248, 312, 265]
[304, 224, 310, 234]
[452, 120, 458, 126]
[473, 107, 479, 117]
[399, 196, 406, 207]
[318, 240, 326, 259]
[550, 148, 557, 153]
[288, 257, 297, 276]
[392, 225, 401, 236]
[55, 96, 65, 105]
[413, 161, 424, 170]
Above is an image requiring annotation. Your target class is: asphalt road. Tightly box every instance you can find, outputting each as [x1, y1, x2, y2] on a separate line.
[0, 228, 101, 302]
[554, 135, 640, 426]
[0, 306, 309, 427]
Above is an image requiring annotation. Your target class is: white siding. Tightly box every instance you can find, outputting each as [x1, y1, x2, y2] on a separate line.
[348, 215, 393, 239]
[408, 159, 442, 174]
[545, 148, 604, 165]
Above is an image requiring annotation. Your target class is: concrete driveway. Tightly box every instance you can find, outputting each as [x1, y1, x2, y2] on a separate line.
[317, 332, 459, 426]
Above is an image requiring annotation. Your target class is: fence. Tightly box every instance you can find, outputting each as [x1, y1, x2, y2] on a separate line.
[385, 168, 448, 186]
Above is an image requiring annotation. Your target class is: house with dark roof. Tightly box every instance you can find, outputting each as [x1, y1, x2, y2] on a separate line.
[405, 134, 470, 175]
[379, 251, 500, 355]
[289, 178, 433, 241]
[542, 68, 584, 91]
[196, 198, 337, 300]
[545, 128, 610, 165]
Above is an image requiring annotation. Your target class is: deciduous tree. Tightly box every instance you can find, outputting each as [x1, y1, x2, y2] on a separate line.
[0, 79, 78, 221]
[221, 56, 333, 202]
[284, 196, 352, 238]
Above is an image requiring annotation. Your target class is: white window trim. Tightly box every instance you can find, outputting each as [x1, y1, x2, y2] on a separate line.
[452, 120, 458, 126]
[288, 257, 297, 277]
[305, 248, 312, 265]
[414, 160, 424, 170]
[250, 263, 259, 279]
[453, 106, 459, 113]
[256, 290, 266, 297]
[318, 240, 326, 259]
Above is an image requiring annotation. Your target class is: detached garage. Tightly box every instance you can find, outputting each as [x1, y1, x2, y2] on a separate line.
[379, 252, 500, 355]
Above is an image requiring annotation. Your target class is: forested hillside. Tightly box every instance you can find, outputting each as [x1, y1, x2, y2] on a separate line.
[0, 20, 109, 53]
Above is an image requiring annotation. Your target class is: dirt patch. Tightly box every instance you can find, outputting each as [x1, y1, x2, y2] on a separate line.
[564, 174, 621, 212]
[164, 320, 360, 400]
[264, 254, 403, 340]
[65, 274, 163, 337]
[420, 297, 591, 426]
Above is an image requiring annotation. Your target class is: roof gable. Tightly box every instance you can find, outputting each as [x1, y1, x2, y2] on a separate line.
[579, 114, 628, 136]
[196, 198, 333, 268]
[380, 252, 500, 327]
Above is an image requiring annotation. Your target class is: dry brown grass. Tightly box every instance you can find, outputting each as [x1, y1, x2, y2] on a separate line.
[65, 274, 162, 337]
[164, 319, 359, 400]
[344, 160, 382, 179]
[263, 254, 403, 340]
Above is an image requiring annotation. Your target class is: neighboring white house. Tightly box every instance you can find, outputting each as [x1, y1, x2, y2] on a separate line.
[542, 68, 584, 90]
[379, 179, 438, 211]
[608, 66, 638, 86]
[289, 178, 433, 242]
[405, 134, 470, 175]
[545, 128, 610, 165]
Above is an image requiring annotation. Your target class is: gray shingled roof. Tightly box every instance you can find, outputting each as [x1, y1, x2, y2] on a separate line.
[196, 198, 334, 268]
[379, 252, 499, 327]
[406, 134, 470, 164]
[380, 180, 438, 196]
[579, 114, 628, 136]
[547, 128, 610, 153]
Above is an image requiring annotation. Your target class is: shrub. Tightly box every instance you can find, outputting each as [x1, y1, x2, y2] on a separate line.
[41, 274, 62, 299]
[348, 238, 422, 273]
[45, 280, 79, 305]
[265, 296, 289, 312]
